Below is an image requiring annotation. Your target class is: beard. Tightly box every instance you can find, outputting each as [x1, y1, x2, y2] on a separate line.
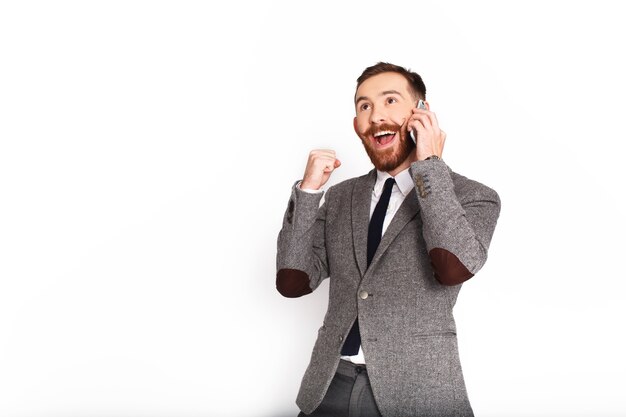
[359, 123, 416, 172]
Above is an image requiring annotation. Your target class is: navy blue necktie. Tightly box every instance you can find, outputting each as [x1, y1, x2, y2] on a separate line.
[341, 177, 396, 356]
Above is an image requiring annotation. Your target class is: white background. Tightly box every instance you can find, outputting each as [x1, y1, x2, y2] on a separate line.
[1, 1, 625, 416]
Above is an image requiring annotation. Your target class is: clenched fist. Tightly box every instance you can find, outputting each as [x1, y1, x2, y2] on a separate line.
[300, 149, 341, 191]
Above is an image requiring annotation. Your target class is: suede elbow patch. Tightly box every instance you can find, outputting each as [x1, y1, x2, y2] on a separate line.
[428, 248, 474, 286]
[276, 268, 313, 298]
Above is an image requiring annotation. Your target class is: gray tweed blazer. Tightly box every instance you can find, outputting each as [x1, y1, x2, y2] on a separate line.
[276, 159, 500, 417]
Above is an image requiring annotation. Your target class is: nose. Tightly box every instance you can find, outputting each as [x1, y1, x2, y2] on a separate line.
[369, 106, 386, 124]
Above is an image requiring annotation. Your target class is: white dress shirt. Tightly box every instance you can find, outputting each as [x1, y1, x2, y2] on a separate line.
[300, 167, 415, 365]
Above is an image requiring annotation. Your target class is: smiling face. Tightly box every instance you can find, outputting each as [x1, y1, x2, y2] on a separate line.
[353, 71, 418, 174]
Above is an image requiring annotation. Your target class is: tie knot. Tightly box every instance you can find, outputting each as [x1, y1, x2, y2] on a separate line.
[383, 177, 395, 193]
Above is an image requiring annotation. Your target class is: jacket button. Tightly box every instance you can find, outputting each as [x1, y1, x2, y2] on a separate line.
[359, 290, 369, 300]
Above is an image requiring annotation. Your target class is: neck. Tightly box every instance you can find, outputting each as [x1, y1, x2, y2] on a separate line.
[387, 153, 415, 177]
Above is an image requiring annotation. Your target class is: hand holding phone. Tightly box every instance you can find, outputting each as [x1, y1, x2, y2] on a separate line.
[410, 100, 426, 143]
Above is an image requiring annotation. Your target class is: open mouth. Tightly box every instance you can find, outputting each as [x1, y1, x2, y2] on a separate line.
[372, 130, 398, 147]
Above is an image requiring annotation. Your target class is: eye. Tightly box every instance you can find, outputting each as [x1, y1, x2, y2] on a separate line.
[359, 103, 371, 111]
[386, 97, 397, 104]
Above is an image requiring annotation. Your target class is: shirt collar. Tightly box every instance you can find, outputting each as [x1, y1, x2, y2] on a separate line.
[373, 167, 413, 198]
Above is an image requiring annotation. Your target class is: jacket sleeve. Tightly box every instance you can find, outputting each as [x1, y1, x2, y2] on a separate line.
[410, 159, 501, 286]
[275, 182, 330, 297]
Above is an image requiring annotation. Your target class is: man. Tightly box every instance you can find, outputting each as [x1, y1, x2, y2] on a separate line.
[276, 62, 500, 417]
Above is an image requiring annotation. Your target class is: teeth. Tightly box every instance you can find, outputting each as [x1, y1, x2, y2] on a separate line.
[374, 131, 395, 137]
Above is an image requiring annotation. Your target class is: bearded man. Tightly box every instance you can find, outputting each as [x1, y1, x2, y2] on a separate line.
[276, 62, 501, 417]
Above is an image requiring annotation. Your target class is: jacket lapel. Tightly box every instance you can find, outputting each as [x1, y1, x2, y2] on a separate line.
[351, 170, 376, 278]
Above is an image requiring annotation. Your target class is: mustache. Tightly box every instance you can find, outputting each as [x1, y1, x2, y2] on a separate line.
[364, 123, 401, 138]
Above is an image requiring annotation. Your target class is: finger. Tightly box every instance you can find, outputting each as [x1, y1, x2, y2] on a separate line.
[429, 110, 439, 126]
[318, 156, 339, 172]
[418, 112, 436, 129]
[311, 152, 336, 162]
[314, 154, 338, 164]
[310, 149, 336, 157]
[310, 152, 337, 165]
[412, 108, 440, 131]
[313, 148, 336, 154]
[323, 162, 337, 173]
[427, 111, 440, 133]
[408, 113, 431, 132]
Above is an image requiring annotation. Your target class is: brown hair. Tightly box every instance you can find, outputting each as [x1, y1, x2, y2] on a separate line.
[356, 62, 426, 101]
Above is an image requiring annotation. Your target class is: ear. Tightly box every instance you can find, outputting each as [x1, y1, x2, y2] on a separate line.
[353, 117, 359, 136]
[424, 100, 431, 111]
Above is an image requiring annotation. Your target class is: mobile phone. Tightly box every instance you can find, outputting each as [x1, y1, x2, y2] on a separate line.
[410, 100, 426, 143]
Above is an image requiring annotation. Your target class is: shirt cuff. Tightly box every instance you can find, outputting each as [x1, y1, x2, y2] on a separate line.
[297, 180, 324, 194]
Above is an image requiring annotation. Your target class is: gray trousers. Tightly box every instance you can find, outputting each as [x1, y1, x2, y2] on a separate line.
[297, 360, 382, 417]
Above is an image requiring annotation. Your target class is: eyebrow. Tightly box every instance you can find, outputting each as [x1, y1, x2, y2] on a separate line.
[355, 89, 405, 105]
